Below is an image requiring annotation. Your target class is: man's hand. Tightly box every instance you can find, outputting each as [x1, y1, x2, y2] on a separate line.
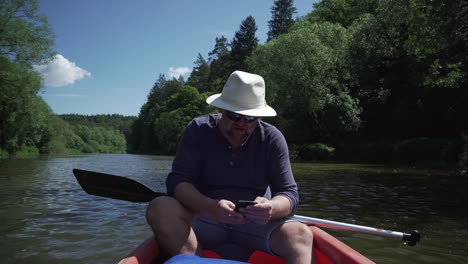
[239, 197, 273, 224]
[212, 199, 249, 225]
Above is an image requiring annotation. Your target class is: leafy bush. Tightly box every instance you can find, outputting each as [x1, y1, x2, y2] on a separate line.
[299, 143, 335, 161]
[458, 135, 468, 169]
[333, 138, 397, 163]
[14, 146, 39, 158]
[0, 148, 9, 159]
[41, 138, 67, 153]
[441, 137, 465, 165]
[393, 137, 446, 164]
[288, 144, 300, 161]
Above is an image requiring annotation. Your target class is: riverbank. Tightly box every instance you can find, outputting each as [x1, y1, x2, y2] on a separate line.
[3, 135, 468, 170]
[291, 136, 468, 169]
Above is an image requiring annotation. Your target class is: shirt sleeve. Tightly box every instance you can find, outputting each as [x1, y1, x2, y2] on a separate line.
[165, 120, 201, 196]
[267, 128, 299, 216]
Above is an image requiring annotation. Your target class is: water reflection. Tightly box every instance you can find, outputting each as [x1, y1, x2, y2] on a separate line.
[1, 155, 467, 263]
[0, 154, 172, 264]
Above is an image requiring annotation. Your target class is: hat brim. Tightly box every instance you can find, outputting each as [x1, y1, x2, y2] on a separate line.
[206, 94, 277, 117]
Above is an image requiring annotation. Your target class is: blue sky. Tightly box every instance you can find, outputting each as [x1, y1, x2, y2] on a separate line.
[37, 0, 317, 116]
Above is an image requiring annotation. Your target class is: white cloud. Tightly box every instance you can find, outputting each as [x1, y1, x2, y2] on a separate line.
[167, 66, 191, 79]
[34, 54, 91, 87]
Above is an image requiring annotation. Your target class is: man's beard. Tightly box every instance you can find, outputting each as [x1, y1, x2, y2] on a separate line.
[225, 127, 248, 143]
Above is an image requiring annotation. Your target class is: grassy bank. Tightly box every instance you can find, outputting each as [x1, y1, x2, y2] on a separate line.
[291, 136, 468, 169]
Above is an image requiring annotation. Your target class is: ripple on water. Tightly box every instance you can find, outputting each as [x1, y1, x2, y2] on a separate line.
[2, 156, 468, 263]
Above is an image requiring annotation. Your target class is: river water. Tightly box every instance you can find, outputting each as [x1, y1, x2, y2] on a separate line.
[0, 154, 467, 263]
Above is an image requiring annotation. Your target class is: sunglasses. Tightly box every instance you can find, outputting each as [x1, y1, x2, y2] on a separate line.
[224, 111, 258, 123]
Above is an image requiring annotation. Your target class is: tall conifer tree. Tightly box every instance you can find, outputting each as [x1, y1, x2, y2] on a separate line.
[187, 53, 210, 92]
[208, 36, 229, 62]
[208, 36, 232, 93]
[267, 0, 297, 41]
[230, 16, 259, 71]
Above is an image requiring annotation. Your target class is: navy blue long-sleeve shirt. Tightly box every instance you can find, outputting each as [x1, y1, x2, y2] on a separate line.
[166, 114, 298, 215]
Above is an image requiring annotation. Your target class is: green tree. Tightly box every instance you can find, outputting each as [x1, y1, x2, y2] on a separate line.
[0, 0, 56, 155]
[130, 76, 184, 153]
[153, 85, 212, 154]
[346, 0, 467, 137]
[187, 53, 211, 92]
[230, 16, 259, 72]
[267, 0, 297, 41]
[0, 0, 55, 67]
[306, 0, 467, 138]
[208, 36, 232, 93]
[307, 0, 378, 28]
[0, 56, 48, 153]
[248, 22, 360, 143]
[208, 36, 229, 63]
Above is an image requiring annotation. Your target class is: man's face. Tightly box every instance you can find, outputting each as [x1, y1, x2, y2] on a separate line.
[219, 110, 258, 143]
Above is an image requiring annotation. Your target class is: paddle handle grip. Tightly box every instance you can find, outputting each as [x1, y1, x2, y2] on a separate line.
[402, 231, 421, 246]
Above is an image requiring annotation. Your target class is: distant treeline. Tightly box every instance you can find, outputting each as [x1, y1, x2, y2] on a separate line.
[58, 114, 137, 152]
[59, 114, 136, 132]
[1, 0, 467, 168]
[46, 115, 127, 154]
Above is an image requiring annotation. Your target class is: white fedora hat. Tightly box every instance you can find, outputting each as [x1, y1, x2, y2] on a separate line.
[206, 71, 277, 117]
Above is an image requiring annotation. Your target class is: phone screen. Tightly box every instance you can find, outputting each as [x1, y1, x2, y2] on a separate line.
[235, 200, 256, 211]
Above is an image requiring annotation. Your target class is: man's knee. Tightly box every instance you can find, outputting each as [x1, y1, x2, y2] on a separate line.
[291, 222, 313, 247]
[146, 196, 191, 226]
[273, 221, 313, 248]
[146, 196, 175, 217]
[146, 197, 200, 256]
[271, 222, 313, 262]
[146, 196, 183, 220]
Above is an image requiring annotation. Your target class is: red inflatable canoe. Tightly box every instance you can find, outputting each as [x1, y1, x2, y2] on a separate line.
[118, 225, 375, 264]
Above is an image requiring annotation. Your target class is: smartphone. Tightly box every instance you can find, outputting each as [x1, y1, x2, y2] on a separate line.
[235, 200, 257, 211]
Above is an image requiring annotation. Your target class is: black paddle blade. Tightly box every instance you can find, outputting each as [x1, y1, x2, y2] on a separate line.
[73, 169, 166, 202]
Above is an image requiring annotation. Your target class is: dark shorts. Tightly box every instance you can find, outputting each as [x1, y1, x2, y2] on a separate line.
[192, 215, 295, 261]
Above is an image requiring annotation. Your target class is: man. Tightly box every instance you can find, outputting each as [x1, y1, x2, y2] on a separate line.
[146, 71, 312, 263]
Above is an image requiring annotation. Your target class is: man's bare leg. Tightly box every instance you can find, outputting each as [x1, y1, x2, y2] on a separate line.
[270, 221, 313, 264]
[146, 196, 203, 257]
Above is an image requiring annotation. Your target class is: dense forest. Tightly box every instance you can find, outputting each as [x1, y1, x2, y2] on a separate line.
[1, 0, 467, 168]
[129, 0, 467, 167]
